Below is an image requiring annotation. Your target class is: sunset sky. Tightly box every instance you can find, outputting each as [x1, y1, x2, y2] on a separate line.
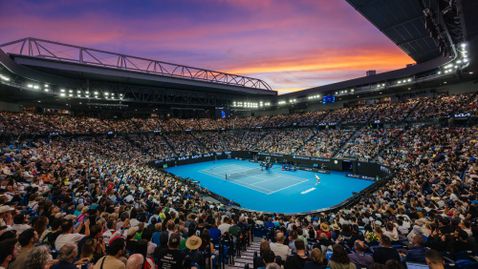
[0, 0, 414, 94]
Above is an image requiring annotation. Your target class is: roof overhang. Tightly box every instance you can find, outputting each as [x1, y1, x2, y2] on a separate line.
[9, 54, 276, 96]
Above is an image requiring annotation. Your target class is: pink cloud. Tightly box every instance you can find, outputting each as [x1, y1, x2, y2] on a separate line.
[0, 0, 412, 92]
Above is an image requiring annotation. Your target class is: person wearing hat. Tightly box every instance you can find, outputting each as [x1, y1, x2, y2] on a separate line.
[317, 222, 331, 240]
[154, 233, 185, 269]
[184, 235, 204, 268]
[0, 205, 15, 227]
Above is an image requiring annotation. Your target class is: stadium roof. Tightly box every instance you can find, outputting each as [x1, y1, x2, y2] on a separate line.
[0, 37, 274, 95]
[346, 0, 473, 63]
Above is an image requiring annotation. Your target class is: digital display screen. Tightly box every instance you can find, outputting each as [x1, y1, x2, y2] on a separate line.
[322, 95, 336, 104]
[215, 107, 230, 119]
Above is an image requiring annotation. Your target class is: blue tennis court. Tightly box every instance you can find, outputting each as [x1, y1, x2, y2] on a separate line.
[166, 159, 373, 214]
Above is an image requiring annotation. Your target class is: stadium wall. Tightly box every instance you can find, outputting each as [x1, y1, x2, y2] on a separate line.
[0, 101, 22, 112]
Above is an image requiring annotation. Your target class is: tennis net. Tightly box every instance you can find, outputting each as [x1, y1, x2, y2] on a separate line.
[227, 167, 263, 180]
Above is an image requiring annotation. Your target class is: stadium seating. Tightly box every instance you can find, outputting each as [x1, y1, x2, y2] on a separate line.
[0, 92, 477, 269]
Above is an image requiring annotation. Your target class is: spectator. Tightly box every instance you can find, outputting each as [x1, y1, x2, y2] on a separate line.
[285, 239, 310, 269]
[424, 250, 445, 269]
[258, 250, 277, 269]
[0, 205, 15, 227]
[125, 254, 146, 269]
[328, 244, 355, 269]
[266, 263, 281, 269]
[184, 235, 204, 268]
[384, 260, 403, 269]
[25, 245, 56, 269]
[55, 219, 90, 251]
[51, 243, 78, 269]
[10, 228, 38, 269]
[372, 236, 400, 265]
[406, 234, 426, 263]
[93, 238, 126, 269]
[154, 233, 184, 269]
[304, 248, 327, 269]
[0, 238, 17, 269]
[11, 213, 31, 234]
[347, 240, 374, 268]
[218, 217, 231, 235]
[270, 232, 290, 261]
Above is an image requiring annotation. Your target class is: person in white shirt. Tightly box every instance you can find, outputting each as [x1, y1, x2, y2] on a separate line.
[11, 213, 32, 235]
[218, 217, 231, 235]
[103, 220, 122, 247]
[383, 222, 399, 242]
[55, 218, 90, 251]
[269, 232, 290, 261]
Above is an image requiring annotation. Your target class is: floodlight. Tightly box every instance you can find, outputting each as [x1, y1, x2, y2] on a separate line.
[0, 75, 11, 81]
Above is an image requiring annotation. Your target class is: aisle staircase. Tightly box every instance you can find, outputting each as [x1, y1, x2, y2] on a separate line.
[225, 240, 261, 269]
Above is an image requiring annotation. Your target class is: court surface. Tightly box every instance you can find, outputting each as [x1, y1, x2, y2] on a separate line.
[166, 159, 373, 214]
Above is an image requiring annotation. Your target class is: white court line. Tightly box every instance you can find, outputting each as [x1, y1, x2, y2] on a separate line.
[242, 173, 308, 194]
[266, 179, 308, 194]
[250, 178, 270, 186]
[252, 174, 304, 188]
[301, 188, 316, 194]
[200, 165, 247, 177]
[200, 169, 274, 195]
[199, 164, 308, 195]
[224, 179, 273, 195]
[256, 173, 308, 194]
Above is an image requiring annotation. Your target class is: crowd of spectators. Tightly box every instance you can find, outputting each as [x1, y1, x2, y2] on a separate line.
[371, 99, 420, 123]
[1, 92, 476, 137]
[0, 92, 477, 269]
[408, 94, 476, 121]
[254, 128, 315, 155]
[336, 128, 403, 161]
[296, 129, 354, 158]
[163, 132, 207, 157]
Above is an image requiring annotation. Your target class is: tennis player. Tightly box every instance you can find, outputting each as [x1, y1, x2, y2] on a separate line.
[315, 174, 321, 185]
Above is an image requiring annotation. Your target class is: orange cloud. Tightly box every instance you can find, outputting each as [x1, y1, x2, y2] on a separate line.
[226, 49, 412, 75]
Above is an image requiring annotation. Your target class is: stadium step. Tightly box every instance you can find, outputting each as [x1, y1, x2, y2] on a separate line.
[224, 240, 263, 269]
[234, 258, 252, 263]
